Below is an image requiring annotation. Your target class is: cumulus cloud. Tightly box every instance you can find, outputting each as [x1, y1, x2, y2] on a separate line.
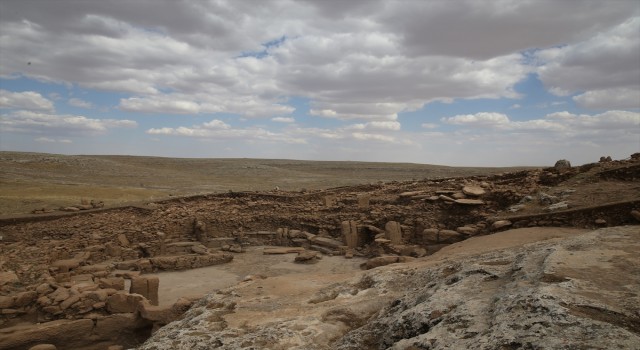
[0, 110, 137, 135]
[1, 1, 638, 165]
[573, 88, 640, 110]
[35, 137, 72, 143]
[345, 121, 401, 131]
[68, 97, 93, 109]
[442, 110, 640, 136]
[537, 17, 640, 109]
[421, 123, 438, 129]
[271, 117, 295, 123]
[0, 90, 54, 111]
[351, 132, 395, 142]
[442, 112, 510, 126]
[7, 0, 625, 121]
[146, 119, 305, 144]
[120, 97, 201, 114]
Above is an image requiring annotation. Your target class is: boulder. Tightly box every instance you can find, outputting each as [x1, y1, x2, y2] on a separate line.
[545, 202, 569, 211]
[294, 250, 318, 263]
[438, 230, 465, 244]
[491, 220, 513, 231]
[0, 295, 15, 309]
[28, 344, 57, 350]
[419, 229, 439, 244]
[454, 199, 485, 205]
[456, 226, 479, 236]
[14, 291, 37, 307]
[106, 292, 145, 313]
[452, 192, 466, 199]
[554, 159, 571, 170]
[310, 236, 344, 250]
[360, 256, 415, 270]
[50, 259, 81, 273]
[263, 247, 305, 255]
[630, 210, 640, 222]
[59, 294, 80, 310]
[0, 271, 19, 286]
[138, 297, 194, 325]
[0, 319, 93, 350]
[462, 186, 485, 197]
[98, 277, 125, 290]
[438, 195, 455, 202]
[191, 244, 208, 255]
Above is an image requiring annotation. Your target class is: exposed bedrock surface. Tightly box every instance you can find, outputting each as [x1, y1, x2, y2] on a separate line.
[138, 226, 640, 350]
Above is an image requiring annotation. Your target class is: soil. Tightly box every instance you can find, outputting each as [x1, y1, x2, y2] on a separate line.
[0, 151, 533, 216]
[151, 247, 364, 306]
[0, 152, 638, 350]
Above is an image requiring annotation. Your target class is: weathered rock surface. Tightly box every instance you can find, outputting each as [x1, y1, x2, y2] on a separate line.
[137, 226, 640, 350]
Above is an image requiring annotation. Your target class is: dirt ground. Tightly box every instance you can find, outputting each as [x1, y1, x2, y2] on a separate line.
[0, 151, 532, 215]
[0, 152, 638, 350]
[151, 247, 365, 306]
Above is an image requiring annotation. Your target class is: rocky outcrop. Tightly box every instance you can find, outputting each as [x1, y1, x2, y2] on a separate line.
[137, 226, 640, 350]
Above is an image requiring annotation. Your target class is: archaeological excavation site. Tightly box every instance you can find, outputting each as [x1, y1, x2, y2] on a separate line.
[0, 154, 639, 350]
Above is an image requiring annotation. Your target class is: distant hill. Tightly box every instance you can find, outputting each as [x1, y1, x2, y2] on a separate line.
[0, 151, 533, 215]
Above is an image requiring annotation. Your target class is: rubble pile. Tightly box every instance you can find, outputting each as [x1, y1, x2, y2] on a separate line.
[0, 156, 639, 349]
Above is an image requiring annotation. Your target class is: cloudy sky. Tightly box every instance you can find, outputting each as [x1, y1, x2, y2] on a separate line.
[1, 0, 639, 166]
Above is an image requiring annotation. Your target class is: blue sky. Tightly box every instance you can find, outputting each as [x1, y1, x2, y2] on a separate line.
[1, 0, 639, 166]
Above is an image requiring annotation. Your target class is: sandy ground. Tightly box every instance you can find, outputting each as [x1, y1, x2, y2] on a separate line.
[151, 247, 365, 306]
[152, 227, 588, 307]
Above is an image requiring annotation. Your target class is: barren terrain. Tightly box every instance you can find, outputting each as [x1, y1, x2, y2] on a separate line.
[0, 152, 638, 350]
[0, 152, 532, 216]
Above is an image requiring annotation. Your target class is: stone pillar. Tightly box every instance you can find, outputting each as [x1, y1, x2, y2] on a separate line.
[385, 221, 402, 245]
[341, 221, 358, 249]
[193, 219, 208, 244]
[130, 276, 160, 306]
[130, 277, 147, 298]
[357, 194, 370, 208]
[324, 195, 337, 207]
[147, 276, 159, 306]
[157, 231, 166, 256]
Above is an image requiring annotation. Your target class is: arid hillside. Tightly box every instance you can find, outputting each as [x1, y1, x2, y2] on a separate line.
[0, 152, 532, 216]
[0, 153, 638, 350]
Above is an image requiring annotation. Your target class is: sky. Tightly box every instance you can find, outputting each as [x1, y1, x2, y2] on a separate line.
[0, 0, 639, 166]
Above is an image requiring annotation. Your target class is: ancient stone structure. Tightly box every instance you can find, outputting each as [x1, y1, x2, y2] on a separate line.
[341, 221, 358, 249]
[192, 219, 207, 243]
[385, 221, 402, 245]
[0, 154, 639, 349]
[357, 194, 370, 208]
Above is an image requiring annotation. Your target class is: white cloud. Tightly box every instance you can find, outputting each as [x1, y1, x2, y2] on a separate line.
[35, 137, 72, 143]
[351, 132, 395, 143]
[146, 120, 305, 144]
[573, 88, 640, 110]
[421, 123, 438, 129]
[537, 17, 640, 109]
[120, 97, 200, 114]
[203, 119, 230, 129]
[442, 110, 640, 135]
[2, 0, 598, 121]
[0, 90, 54, 111]
[271, 117, 295, 123]
[0, 110, 137, 135]
[442, 112, 510, 126]
[0, 1, 639, 165]
[68, 97, 93, 109]
[345, 120, 401, 131]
